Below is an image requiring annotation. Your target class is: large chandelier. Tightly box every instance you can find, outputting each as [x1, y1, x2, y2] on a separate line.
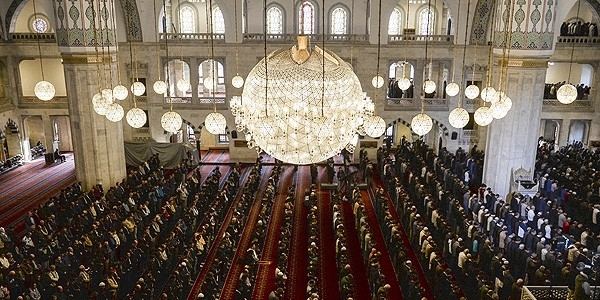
[232, 36, 372, 165]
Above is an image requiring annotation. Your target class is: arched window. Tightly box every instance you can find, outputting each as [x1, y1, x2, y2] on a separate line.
[267, 6, 284, 34]
[331, 7, 348, 34]
[418, 8, 435, 35]
[388, 8, 403, 35]
[165, 59, 191, 98]
[212, 7, 225, 34]
[179, 6, 195, 33]
[198, 59, 226, 99]
[299, 1, 315, 34]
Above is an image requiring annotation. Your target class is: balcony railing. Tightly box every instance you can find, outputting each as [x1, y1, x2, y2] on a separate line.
[160, 33, 225, 41]
[10, 33, 56, 42]
[388, 35, 454, 43]
[21, 96, 67, 103]
[242, 33, 369, 43]
[521, 286, 570, 300]
[386, 97, 448, 110]
[542, 99, 593, 111]
[556, 35, 600, 45]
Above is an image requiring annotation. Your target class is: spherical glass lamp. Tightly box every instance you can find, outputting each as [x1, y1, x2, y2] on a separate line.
[161, 111, 183, 133]
[177, 79, 191, 93]
[34, 80, 55, 101]
[411, 113, 433, 136]
[236, 36, 368, 164]
[372, 75, 384, 88]
[397, 77, 411, 90]
[448, 107, 470, 129]
[126, 107, 147, 128]
[105, 103, 124, 122]
[113, 85, 128, 100]
[474, 106, 493, 126]
[101, 88, 115, 104]
[490, 101, 509, 119]
[556, 84, 577, 104]
[424, 80, 436, 94]
[153, 80, 168, 95]
[205, 112, 227, 135]
[464, 84, 480, 100]
[445, 82, 460, 97]
[232, 75, 244, 88]
[131, 81, 146, 96]
[92, 93, 109, 116]
[203, 77, 218, 90]
[480, 86, 496, 102]
[363, 116, 386, 138]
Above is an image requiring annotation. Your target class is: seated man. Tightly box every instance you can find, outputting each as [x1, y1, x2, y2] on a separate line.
[54, 149, 66, 163]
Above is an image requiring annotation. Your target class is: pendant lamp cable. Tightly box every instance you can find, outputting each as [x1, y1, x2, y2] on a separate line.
[450, 0, 461, 87]
[458, 0, 471, 107]
[263, 0, 268, 117]
[31, 0, 46, 81]
[375, 0, 383, 103]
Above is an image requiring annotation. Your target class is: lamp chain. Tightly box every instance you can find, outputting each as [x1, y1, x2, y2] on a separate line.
[31, 0, 45, 80]
[374, 0, 383, 103]
[450, 0, 461, 83]
[208, 0, 217, 112]
[567, 0, 581, 83]
[263, 0, 268, 117]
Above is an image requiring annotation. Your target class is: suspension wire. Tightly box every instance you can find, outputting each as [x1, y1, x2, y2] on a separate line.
[104, 0, 115, 90]
[91, 0, 102, 94]
[458, 0, 472, 107]
[422, 0, 432, 112]
[350, 0, 355, 65]
[375, 0, 383, 103]
[567, 0, 581, 83]
[208, 0, 217, 112]
[263, 0, 268, 117]
[109, 0, 122, 86]
[97, 0, 107, 89]
[501, 0, 516, 94]
[450, 0, 461, 84]
[485, 0, 500, 88]
[31, 0, 45, 80]
[321, 0, 325, 116]
[234, 0, 240, 76]
[163, 0, 173, 111]
[154, 0, 162, 81]
[127, 1, 137, 107]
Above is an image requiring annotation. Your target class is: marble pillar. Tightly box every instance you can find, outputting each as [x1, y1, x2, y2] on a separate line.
[483, 59, 547, 197]
[62, 54, 126, 190]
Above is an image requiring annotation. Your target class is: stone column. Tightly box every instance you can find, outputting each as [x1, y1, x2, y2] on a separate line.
[62, 54, 126, 189]
[483, 59, 547, 197]
[53, 0, 126, 189]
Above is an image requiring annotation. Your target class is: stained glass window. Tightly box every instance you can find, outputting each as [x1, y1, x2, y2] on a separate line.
[388, 8, 402, 35]
[179, 6, 195, 33]
[32, 18, 48, 33]
[299, 2, 315, 34]
[213, 7, 225, 34]
[419, 8, 435, 35]
[267, 6, 283, 34]
[331, 7, 347, 34]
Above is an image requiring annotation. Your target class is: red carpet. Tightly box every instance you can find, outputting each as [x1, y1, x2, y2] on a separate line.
[360, 188, 405, 299]
[371, 175, 435, 299]
[340, 200, 372, 299]
[316, 174, 340, 300]
[0, 154, 76, 235]
[220, 166, 275, 299]
[284, 166, 310, 300]
[187, 166, 253, 299]
[252, 166, 297, 299]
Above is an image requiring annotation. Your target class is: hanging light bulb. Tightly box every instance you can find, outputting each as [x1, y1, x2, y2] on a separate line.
[490, 101, 509, 119]
[363, 115, 386, 138]
[445, 82, 460, 97]
[34, 80, 56, 101]
[480, 86, 496, 102]
[176, 78, 191, 93]
[126, 107, 147, 128]
[105, 103, 124, 122]
[205, 112, 227, 135]
[464, 84, 480, 99]
[92, 92, 110, 116]
[411, 113, 433, 136]
[397, 77, 411, 90]
[161, 111, 183, 133]
[448, 107, 470, 128]
[153, 80, 168, 94]
[131, 81, 146, 96]
[424, 80, 436, 94]
[372, 76, 384, 88]
[232, 75, 244, 88]
[474, 106, 493, 126]
[113, 85, 128, 100]
[556, 84, 577, 104]
[203, 77, 218, 90]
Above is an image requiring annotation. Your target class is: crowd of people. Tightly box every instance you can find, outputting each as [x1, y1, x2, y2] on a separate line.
[544, 82, 591, 100]
[560, 21, 599, 37]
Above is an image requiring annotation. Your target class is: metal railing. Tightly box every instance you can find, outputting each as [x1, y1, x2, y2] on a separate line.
[386, 97, 448, 110]
[242, 33, 369, 43]
[388, 34, 454, 43]
[556, 36, 600, 45]
[542, 99, 593, 111]
[10, 32, 56, 42]
[521, 286, 570, 300]
[160, 33, 225, 41]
